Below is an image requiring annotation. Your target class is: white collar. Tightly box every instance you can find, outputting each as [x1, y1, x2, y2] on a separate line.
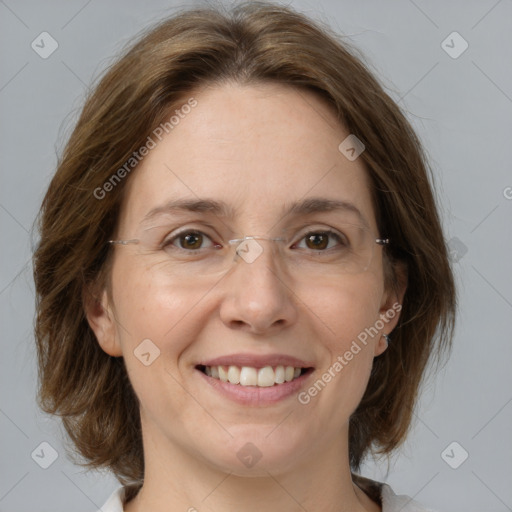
[98, 478, 438, 512]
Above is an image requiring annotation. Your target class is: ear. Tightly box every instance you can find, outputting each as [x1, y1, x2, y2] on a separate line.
[83, 284, 123, 357]
[374, 261, 407, 357]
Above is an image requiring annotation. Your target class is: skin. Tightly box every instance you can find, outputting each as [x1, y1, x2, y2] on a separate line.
[86, 82, 406, 512]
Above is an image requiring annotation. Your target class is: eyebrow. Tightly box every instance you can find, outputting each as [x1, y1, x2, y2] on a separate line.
[141, 196, 369, 228]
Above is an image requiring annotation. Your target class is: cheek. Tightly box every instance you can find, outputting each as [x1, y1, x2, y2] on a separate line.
[111, 256, 208, 341]
[306, 270, 383, 343]
[109, 262, 202, 412]
[302, 275, 383, 410]
[108, 263, 201, 407]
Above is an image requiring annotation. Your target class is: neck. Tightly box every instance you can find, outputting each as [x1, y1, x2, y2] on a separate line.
[124, 419, 380, 512]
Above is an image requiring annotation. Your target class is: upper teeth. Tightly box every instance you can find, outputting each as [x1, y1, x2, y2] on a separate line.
[204, 365, 302, 387]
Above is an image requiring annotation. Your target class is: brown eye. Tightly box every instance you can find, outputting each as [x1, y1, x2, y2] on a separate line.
[296, 230, 347, 252]
[162, 229, 217, 252]
[179, 232, 204, 250]
[305, 233, 329, 250]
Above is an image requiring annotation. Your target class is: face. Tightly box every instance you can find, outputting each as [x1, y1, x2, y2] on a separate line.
[88, 82, 403, 477]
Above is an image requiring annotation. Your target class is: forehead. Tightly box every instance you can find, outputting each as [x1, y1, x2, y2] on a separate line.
[119, 82, 376, 232]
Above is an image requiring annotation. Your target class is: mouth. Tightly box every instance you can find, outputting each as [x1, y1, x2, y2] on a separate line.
[193, 353, 316, 405]
[195, 364, 313, 387]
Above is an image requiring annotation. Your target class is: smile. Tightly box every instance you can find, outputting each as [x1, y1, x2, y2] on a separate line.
[197, 364, 310, 387]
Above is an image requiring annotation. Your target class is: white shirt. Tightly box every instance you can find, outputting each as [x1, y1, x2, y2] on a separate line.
[97, 476, 439, 512]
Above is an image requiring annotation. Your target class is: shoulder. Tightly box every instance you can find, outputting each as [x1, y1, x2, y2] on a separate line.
[352, 473, 441, 512]
[97, 486, 125, 512]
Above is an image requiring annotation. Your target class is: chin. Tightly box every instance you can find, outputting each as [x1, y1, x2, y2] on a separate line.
[198, 427, 310, 476]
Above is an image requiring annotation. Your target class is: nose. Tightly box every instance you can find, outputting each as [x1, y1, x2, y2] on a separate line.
[218, 238, 298, 335]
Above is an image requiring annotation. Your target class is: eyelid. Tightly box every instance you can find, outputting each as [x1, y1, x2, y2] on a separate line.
[290, 222, 348, 240]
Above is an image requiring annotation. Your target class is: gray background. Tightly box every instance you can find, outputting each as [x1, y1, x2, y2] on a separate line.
[1, 0, 511, 511]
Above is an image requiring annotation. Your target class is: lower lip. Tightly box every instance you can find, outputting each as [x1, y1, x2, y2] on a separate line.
[196, 368, 314, 406]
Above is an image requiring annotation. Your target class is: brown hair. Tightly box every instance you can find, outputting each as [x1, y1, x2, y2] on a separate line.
[33, 0, 456, 493]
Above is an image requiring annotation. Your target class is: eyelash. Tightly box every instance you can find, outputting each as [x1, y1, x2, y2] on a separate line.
[161, 228, 348, 253]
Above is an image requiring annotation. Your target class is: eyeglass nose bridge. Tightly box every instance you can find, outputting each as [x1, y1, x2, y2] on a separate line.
[228, 235, 287, 244]
[227, 235, 287, 264]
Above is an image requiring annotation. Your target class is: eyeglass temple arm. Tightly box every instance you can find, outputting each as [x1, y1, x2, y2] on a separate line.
[108, 239, 140, 245]
[109, 236, 390, 246]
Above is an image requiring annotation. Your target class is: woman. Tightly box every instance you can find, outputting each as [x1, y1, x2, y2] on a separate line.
[33, 2, 456, 511]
